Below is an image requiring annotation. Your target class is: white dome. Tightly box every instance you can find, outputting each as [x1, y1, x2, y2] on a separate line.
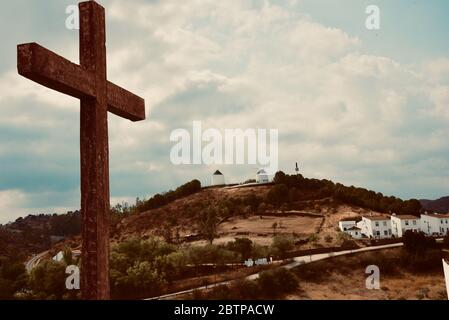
[211, 170, 225, 186]
[256, 169, 269, 183]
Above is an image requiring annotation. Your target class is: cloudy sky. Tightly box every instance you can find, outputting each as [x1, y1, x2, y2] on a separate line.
[1, 0, 449, 223]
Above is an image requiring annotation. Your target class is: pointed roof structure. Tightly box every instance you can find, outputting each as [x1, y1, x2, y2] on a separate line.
[213, 170, 223, 175]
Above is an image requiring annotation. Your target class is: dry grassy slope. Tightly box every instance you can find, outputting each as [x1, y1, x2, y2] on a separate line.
[114, 186, 271, 241]
[112, 185, 382, 247]
[288, 248, 447, 300]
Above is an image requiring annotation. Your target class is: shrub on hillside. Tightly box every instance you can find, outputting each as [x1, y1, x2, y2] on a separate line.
[226, 238, 253, 260]
[29, 260, 67, 299]
[272, 171, 422, 215]
[251, 244, 270, 260]
[112, 261, 166, 298]
[0, 257, 28, 300]
[340, 239, 358, 249]
[137, 179, 201, 212]
[186, 244, 239, 266]
[293, 261, 329, 282]
[308, 234, 319, 243]
[403, 231, 436, 255]
[257, 268, 299, 297]
[400, 249, 442, 273]
[110, 237, 178, 298]
[266, 184, 289, 206]
[191, 268, 299, 300]
[271, 235, 295, 258]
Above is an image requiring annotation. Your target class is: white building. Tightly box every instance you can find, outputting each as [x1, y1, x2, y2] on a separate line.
[256, 169, 269, 183]
[339, 217, 363, 239]
[359, 215, 392, 239]
[52, 251, 64, 262]
[211, 170, 225, 186]
[420, 213, 449, 236]
[338, 217, 361, 232]
[390, 215, 420, 238]
[346, 226, 363, 239]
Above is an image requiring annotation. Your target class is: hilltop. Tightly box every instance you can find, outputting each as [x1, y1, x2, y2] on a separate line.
[113, 172, 422, 248]
[1, 172, 424, 258]
[0, 211, 80, 259]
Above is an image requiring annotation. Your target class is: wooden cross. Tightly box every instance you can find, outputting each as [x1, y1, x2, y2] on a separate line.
[17, 0, 145, 300]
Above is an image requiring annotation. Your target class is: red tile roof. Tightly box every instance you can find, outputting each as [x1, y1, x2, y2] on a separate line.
[392, 215, 419, 220]
[422, 213, 449, 219]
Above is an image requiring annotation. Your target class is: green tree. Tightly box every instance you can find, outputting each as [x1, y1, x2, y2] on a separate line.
[227, 238, 253, 260]
[271, 235, 295, 258]
[29, 260, 66, 299]
[266, 184, 289, 206]
[198, 206, 219, 244]
[0, 257, 28, 299]
[273, 171, 287, 184]
[272, 222, 278, 236]
[126, 261, 166, 294]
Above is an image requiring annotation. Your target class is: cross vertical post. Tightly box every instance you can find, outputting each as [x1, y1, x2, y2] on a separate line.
[79, 1, 110, 300]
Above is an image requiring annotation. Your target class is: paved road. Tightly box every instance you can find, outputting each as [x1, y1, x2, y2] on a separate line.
[25, 251, 48, 273]
[146, 242, 403, 300]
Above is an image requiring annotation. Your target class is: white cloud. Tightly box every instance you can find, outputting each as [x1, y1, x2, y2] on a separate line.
[430, 86, 449, 119]
[1, 0, 449, 221]
[424, 58, 449, 84]
[0, 189, 78, 224]
[0, 190, 28, 224]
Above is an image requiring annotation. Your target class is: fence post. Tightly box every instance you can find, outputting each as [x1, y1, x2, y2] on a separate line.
[443, 259, 449, 300]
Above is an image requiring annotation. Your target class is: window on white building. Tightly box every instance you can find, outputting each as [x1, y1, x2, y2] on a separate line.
[405, 221, 409, 226]
[413, 220, 416, 225]
[375, 222, 379, 227]
[383, 221, 387, 226]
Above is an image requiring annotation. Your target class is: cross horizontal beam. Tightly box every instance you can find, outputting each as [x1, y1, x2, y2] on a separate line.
[107, 82, 145, 122]
[17, 43, 145, 122]
[18, 43, 95, 99]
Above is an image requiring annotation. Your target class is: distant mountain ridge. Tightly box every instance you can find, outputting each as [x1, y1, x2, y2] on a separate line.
[420, 196, 449, 214]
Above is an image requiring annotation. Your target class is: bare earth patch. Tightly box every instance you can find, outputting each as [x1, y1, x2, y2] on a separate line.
[216, 215, 322, 246]
[288, 248, 447, 300]
[288, 272, 446, 300]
